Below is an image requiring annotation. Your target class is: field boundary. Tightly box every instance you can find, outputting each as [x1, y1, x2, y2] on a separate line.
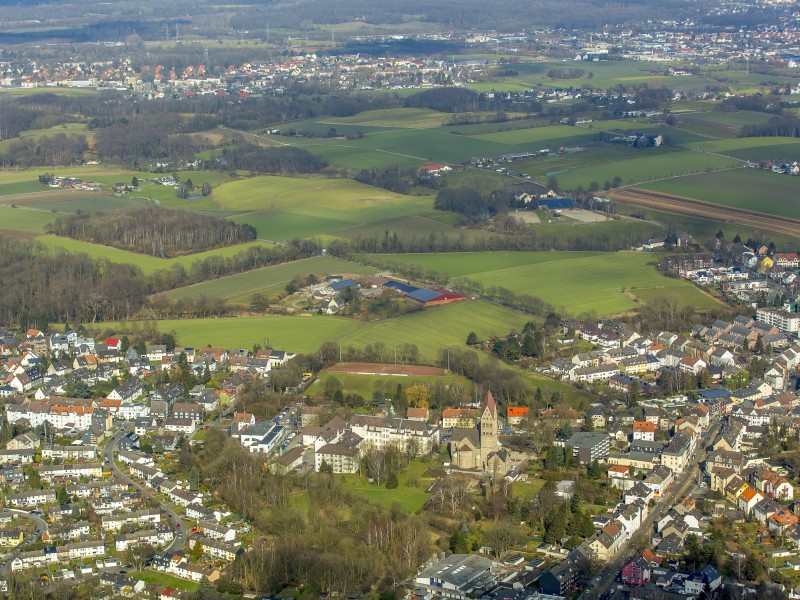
[609, 187, 800, 238]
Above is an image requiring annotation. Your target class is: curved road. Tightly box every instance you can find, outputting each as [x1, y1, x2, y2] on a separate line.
[580, 421, 722, 600]
[0, 510, 49, 577]
[104, 427, 186, 553]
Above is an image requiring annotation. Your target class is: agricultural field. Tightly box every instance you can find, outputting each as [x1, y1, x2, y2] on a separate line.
[472, 125, 597, 148]
[104, 301, 532, 360]
[528, 146, 740, 191]
[96, 314, 363, 353]
[683, 136, 800, 163]
[0, 206, 64, 233]
[336, 300, 531, 361]
[216, 175, 436, 241]
[640, 169, 800, 221]
[320, 107, 454, 128]
[378, 251, 722, 315]
[164, 256, 377, 304]
[36, 235, 276, 275]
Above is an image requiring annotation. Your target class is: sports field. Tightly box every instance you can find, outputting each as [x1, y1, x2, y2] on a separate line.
[164, 256, 376, 303]
[378, 251, 721, 315]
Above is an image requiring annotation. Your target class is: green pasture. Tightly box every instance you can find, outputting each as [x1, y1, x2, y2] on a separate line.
[300, 141, 429, 169]
[684, 137, 800, 162]
[293, 128, 510, 165]
[377, 251, 722, 316]
[232, 209, 359, 240]
[530, 147, 740, 191]
[472, 125, 597, 147]
[164, 256, 376, 303]
[8, 193, 148, 214]
[640, 169, 800, 221]
[332, 214, 499, 244]
[0, 207, 55, 233]
[321, 107, 452, 128]
[35, 235, 276, 274]
[314, 370, 473, 399]
[337, 300, 531, 361]
[630, 285, 721, 310]
[98, 314, 363, 353]
[213, 176, 409, 211]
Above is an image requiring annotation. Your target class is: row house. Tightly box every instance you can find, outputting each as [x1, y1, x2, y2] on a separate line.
[168, 488, 203, 507]
[193, 536, 242, 562]
[7, 489, 56, 507]
[114, 528, 174, 552]
[197, 521, 236, 543]
[569, 364, 620, 384]
[38, 463, 103, 482]
[0, 449, 36, 465]
[40, 444, 97, 461]
[101, 509, 162, 532]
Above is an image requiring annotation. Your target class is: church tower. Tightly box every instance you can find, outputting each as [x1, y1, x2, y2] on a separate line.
[479, 390, 498, 456]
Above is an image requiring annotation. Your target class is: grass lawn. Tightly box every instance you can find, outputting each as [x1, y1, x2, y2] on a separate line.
[640, 169, 800, 221]
[340, 459, 433, 513]
[129, 571, 199, 592]
[378, 251, 719, 316]
[512, 478, 546, 499]
[164, 256, 377, 303]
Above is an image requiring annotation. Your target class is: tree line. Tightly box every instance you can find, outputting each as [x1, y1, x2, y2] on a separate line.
[741, 114, 800, 138]
[404, 87, 489, 113]
[48, 206, 257, 258]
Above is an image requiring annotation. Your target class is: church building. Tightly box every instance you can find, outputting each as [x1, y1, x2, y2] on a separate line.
[449, 391, 510, 475]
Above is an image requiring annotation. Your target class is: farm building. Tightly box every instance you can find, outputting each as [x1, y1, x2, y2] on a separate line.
[537, 198, 575, 210]
[381, 280, 466, 306]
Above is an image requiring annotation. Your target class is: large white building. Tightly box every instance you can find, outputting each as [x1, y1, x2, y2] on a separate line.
[756, 308, 800, 334]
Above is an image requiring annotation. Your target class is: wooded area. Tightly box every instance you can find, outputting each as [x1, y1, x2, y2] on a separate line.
[48, 207, 257, 257]
[0, 236, 148, 327]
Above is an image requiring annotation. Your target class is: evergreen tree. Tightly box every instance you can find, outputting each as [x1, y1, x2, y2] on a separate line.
[56, 485, 69, 505]
[188, 466, 200, 492]
[386, 472, 399, 489]
[449, 528, 469, 554]
[190, 542, 204, 562]
[466, 332, 478, 346]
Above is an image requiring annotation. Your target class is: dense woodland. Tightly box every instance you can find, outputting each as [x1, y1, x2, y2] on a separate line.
[48, 207, 257, 257]
[0, 133, 88, 167]
[217, 144, 324, 175]
[0, 237, 148, 326]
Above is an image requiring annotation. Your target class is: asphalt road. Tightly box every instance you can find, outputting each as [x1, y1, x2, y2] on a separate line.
[580, 421, 722, 600]
[0, 509, 49, 577]
[105, 426, 186, 553]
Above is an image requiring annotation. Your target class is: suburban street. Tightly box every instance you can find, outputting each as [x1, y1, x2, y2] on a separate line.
[0, 509, 49, 577]
[580, 420, 722, 600]
[104, 426, 186, 553]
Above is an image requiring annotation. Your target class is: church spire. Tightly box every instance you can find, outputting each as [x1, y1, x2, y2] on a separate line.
[479, 390, 496, 419]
